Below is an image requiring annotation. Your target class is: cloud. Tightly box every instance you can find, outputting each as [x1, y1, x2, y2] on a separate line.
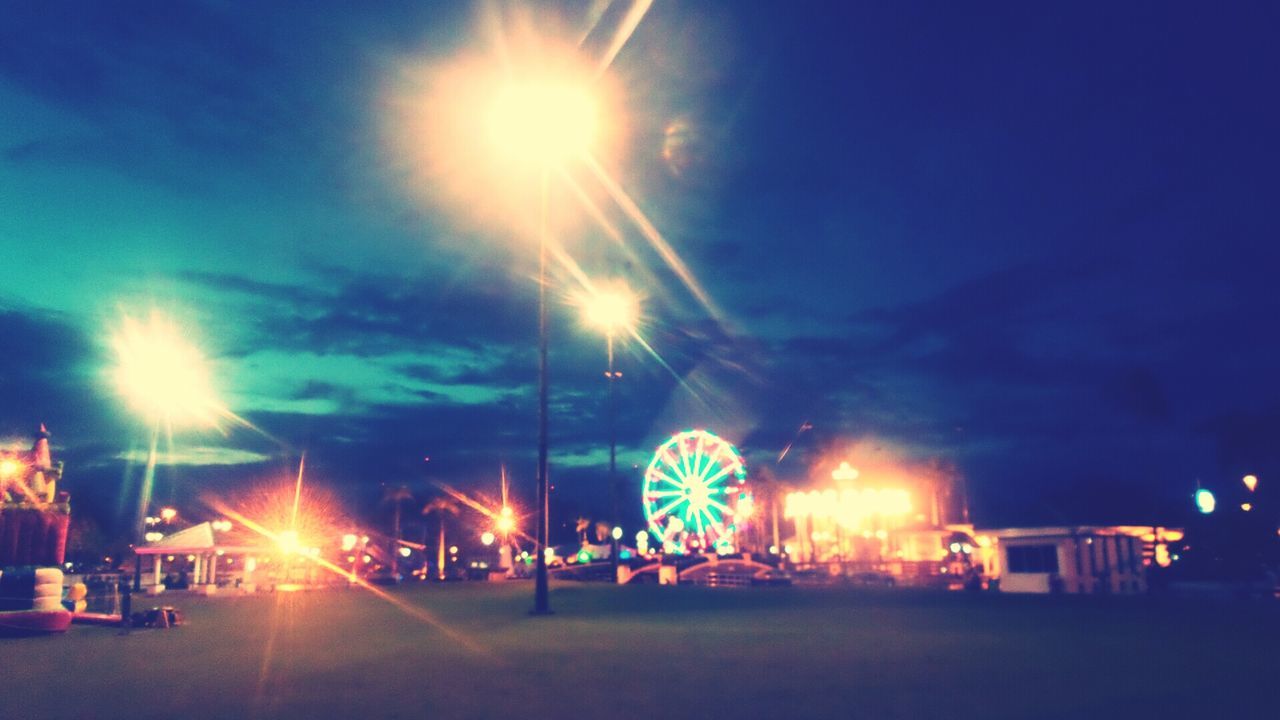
[115, 445, 273, 467]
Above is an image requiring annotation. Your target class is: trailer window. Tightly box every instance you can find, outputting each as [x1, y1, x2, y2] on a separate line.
[1007, 545, 1059, 574]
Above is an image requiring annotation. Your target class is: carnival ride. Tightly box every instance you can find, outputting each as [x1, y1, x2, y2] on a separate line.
[642, 429, 752, 554]
[0, 425, 75, 634]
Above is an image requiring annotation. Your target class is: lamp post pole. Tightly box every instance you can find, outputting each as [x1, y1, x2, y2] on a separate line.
[608, 331, 620, 580]
[533, 171, 552, 615]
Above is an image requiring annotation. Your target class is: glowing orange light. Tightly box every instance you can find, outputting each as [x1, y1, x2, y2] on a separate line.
[0, 458, 22, 478]
[1243, 474, 1258, 492]
[1154, 543, 1172, 568]
[784, 488, 912, 526]
[1241, 502, 1253, 512]
[277, 530, 300, 555]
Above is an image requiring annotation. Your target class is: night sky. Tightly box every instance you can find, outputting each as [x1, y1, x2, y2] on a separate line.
[2, 1, 1278, 541]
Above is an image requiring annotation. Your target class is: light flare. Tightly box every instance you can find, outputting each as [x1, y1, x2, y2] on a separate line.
[487, 82, 597, 167]
[582, 152, 723, 322]
[110, 312, 221, 428]
[576, 282, 639, 335]
[210, 502, 491, 657]
[592, 0, 655, 77]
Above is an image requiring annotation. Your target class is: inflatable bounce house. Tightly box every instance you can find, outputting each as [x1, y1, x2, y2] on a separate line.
[0, 425, 73, 634]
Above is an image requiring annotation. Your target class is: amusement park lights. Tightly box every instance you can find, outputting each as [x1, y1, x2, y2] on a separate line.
[831, 461, 860, 481]
[784, 488, 913, 527]
[643, 430, 747, 551]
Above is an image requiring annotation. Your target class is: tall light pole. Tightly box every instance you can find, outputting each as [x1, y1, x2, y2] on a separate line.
[578, 285, 638, 581]
[110, 312, 220, 590]
[535, 171, 552, 613]
[486, 77, 600, 615]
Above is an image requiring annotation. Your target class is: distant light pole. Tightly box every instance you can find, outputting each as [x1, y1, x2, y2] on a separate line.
[578, 284, 638, 581]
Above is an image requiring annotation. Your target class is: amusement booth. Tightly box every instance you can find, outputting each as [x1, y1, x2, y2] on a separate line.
[0, 425, 76, 634]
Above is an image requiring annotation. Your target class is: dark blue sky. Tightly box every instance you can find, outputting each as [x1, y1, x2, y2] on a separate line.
[2, 1, 1277, 538]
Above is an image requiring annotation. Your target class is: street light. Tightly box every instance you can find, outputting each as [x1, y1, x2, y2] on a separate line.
[486, 82, 597, 167]
[485, 75, 603, 616]
[576, 283, 639, 582]
[111, 311, 220, 590]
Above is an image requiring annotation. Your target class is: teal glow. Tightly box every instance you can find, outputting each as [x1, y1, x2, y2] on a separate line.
[1194, 488, 1216, 514]
[641, 429, 747, 550]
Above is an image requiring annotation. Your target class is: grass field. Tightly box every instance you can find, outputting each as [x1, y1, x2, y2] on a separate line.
[2, 582, 1277, 719]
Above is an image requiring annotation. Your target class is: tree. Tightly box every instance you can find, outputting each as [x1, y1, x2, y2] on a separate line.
[422, 497, 460, 581]
[382, 484, 414, 577]
[575, 516, 591, 546]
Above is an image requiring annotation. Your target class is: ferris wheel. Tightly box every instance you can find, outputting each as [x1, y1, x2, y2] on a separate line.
[642, 429, 747, 552]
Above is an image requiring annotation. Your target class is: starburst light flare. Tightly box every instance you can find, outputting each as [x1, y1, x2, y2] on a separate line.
[110, 311, 222, 428]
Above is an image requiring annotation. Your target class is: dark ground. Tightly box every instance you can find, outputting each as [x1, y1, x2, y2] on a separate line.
[2, 582, 1277, 719]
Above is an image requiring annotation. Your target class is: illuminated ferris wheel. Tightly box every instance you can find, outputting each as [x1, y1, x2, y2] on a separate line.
[642, 429, 747, 552]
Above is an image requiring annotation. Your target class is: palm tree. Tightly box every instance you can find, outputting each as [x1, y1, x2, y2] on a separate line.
[422, 497, 460, 581]
[382, 484, 414, 577]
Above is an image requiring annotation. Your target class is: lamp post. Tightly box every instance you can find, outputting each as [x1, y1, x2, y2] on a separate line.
[485, 77, 600, 615]
[578, 285, 638, 581]
[110, 312, 219, 590]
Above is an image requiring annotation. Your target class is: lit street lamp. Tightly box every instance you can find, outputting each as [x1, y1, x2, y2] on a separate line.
[111, 311, 220, 590]
[485, 75, 602, 615]
[577, 283, 638, 581]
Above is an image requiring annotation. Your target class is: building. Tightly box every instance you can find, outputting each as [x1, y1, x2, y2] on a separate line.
[986, 526, 1180, 594]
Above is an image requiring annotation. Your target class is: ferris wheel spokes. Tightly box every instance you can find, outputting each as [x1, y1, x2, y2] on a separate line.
[642, 429, 749, 551]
